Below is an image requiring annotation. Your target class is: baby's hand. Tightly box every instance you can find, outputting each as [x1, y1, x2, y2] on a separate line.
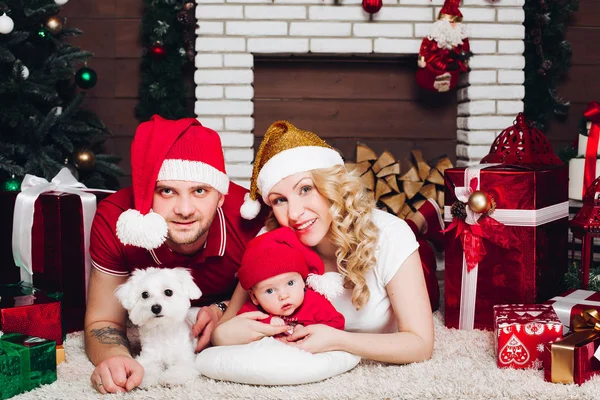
[270, 317, 285, 326]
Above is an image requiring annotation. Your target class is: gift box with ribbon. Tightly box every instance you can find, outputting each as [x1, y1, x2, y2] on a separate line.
[546, 290, 600, 334]
[0, 332, 57, 399]
[0, 283, 62, 345]
[544, 309, 600, 385]
[444, 114, 569, 330]
[0, 168, 114, 333]
[568, 101, 600, 201]
[494, 304, 563, 370]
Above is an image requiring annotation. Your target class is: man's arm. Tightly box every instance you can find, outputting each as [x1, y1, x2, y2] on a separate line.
[84, 267, 130, 365]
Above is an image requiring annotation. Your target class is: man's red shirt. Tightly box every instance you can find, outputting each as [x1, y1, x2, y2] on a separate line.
[90, 182, 266, 306]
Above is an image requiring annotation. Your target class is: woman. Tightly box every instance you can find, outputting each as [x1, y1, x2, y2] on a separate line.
[212, 121, 438, 364]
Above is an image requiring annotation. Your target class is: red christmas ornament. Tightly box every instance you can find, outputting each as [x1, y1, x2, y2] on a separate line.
[416, 0, 472, 92]
[362, 0, 382, 14]
[149, 41, 166, 58]
[481, 113, 562, 165]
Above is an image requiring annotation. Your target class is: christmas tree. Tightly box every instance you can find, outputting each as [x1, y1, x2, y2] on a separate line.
[0, 0, 122, 190]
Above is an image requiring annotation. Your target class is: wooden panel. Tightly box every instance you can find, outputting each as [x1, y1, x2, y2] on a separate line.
[545, 102, 589, 141]
[115, 59, 141, 98]
[66, 18, 116, 58]
[566, 27, 600, 65]
[116, 0, 145, 18]
[254, 57, 421, 100]
[60, 0, 116, 18]
[83, 58, 115, 99]
[115, 19, 142, 58]
[557, 65, 600, 103]
[254, 99, 457, 140]
[84, 98, 139, 135]
[569, 0, 600, 27]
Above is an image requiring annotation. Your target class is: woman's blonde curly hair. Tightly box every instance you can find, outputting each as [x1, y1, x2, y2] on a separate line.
[265, 165, 379, 310]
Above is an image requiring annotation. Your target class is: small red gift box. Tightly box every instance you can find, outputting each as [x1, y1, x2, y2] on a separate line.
[1, 171, 113, 332]
[0, 284, 62, 345]
[494, 304, 562, 369]
[546, 290, 600, 334]
[543, 309, 600, 385]
[444, 164, 569, 330]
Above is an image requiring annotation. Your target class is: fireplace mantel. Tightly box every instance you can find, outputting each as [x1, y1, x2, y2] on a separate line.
[194, 0, 525, 187]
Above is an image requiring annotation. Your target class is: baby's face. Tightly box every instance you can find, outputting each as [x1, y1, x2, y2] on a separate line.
[250, 272, 305, 316]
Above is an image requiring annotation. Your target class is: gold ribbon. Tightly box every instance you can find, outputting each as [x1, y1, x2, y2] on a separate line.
[550, 309, 600, 383]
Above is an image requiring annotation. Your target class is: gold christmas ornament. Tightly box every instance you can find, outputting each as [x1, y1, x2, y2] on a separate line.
[73, 149, 96, 170]
[45, 16, 64, 35]
[468, 190, 492, 214]
[183, 2, 194, 10]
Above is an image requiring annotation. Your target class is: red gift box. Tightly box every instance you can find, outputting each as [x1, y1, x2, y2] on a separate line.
[0, 284, 62, 345]
[444, 164, 569, 330]
[1, 171, 113, 333]
[544, 317, 600, 385]
[494, 304, 562, 369]
[546, 290, 600, 334]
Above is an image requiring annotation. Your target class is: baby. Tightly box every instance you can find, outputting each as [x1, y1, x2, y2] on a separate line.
[236, 227, 345, 332]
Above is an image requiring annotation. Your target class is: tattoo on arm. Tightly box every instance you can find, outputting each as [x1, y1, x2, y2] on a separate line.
[90, 326, 130, 347]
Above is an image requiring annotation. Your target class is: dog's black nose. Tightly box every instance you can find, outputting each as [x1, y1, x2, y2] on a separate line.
[151, 304, 162, 315]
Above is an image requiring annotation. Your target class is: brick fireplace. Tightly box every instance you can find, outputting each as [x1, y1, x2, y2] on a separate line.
[194, 0, 526, 187]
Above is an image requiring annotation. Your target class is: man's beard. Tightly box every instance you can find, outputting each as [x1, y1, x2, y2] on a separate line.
[168, 213, 215, 245]
[428, 20, 468, 50]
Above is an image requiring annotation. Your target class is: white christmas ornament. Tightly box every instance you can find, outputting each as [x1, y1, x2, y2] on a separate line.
[54, 0, 69, 5]
[0, 13, 14, 34]
[21, 65, 29, 80]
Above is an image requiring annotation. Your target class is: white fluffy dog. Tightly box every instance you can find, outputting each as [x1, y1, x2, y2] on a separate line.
[115, 267, 202, 388]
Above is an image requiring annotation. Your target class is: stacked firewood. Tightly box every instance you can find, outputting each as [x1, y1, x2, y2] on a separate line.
[345, 143, 453, 219]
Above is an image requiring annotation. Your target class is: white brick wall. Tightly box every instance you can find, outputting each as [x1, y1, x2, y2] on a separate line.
[195, 1, 526, 181]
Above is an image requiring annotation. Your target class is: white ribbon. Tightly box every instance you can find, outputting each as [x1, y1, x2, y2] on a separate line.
[11, 168, 113, 300]
[549, 290, 600, 334]
[447, 164, 569, 330]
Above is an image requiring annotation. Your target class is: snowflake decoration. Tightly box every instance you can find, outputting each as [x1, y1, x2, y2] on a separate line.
[530, 359, 544, 369]
[537, 343, 545, 353]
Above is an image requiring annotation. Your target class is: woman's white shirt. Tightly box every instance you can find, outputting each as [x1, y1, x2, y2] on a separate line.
[330, 209, 419, 333]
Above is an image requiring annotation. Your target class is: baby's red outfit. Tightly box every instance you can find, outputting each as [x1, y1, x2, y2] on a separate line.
[237, 288, 345, 330]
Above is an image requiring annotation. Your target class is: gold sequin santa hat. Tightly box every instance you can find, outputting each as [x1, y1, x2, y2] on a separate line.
[240, 121, 344, 220]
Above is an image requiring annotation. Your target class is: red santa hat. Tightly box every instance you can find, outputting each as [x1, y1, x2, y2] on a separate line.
[237, 227, 343, 300]
[438, 0, 463, 23]
[116, 115, 229, 250]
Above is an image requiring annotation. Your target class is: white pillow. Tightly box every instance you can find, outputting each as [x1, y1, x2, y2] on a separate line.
[196, 337, 360, 385]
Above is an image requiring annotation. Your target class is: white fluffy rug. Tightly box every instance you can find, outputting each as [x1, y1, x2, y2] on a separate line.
[11, 311, 600, 400]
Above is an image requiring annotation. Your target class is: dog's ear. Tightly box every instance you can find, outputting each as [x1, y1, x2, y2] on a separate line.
[173, 268, 202, 300]
[114, 275, 137, 311]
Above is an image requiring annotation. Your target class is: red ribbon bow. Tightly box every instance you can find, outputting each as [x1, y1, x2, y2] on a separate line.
[583, 101, 600, 197]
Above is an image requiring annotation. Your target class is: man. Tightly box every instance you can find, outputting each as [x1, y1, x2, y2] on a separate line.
[84, 115, 288, 394]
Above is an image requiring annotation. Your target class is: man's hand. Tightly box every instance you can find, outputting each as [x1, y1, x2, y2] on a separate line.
[192, 305, 221, 353]
[90, 356, 144, 394]
[211, 311, 293, 346]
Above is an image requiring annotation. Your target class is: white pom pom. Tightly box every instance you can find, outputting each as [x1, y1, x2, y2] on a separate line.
[116, 209, 168, 250]
[240, 192, 261, 220]
[306, 272, 344, 300]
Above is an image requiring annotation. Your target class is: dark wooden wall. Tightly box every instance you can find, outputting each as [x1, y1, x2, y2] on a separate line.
[548, 0, 600, 150]
[61, 0, 142, 187]
[253, 56, 457, 166]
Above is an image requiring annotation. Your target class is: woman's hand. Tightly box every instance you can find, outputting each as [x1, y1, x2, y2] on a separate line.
[211, 311, 292, 346]
[284, 324, 343, 354]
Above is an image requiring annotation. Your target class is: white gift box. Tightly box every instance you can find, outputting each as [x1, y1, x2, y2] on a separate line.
[569, 158, 600, 200]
